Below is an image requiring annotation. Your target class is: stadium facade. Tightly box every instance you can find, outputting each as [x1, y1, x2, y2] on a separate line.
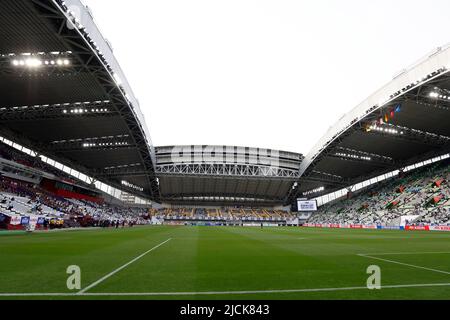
[1, 0, 450, 210]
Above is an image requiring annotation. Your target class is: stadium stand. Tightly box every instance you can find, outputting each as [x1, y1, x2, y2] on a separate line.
[150, 207, 295, 223]
[0, 140, 151, 230]
[1, 141, 298, 230]
[308, 159, 450, 226]
[0, 140, 91, 188]
[0, 176, 149, 230]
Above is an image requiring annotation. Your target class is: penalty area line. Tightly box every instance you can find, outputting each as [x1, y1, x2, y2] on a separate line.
[77, 238, 172, 295]
[1, 283, 450, 297]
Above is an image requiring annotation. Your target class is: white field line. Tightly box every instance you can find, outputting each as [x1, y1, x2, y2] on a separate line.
[0, 228, 102, 235]
[0, 293, 75, 297]
[358, 253, 450, 275]
[358, 252, 450, 256]
[77, 238, 172, 294]
[1, 283, 450, 297]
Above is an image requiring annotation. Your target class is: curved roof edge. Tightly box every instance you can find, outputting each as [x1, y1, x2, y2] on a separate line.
[300, 44, 450, 177]
[156, 145, 303, 159]
[54, 0, 155, 163]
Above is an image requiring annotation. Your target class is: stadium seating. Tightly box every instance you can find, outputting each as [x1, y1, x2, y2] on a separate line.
[0, 140, 153, 230]
[308, 159, 450, 226]
[150, 206, 295, 222]
[0, 141, 91, 188]
[0, 176, 149, 229]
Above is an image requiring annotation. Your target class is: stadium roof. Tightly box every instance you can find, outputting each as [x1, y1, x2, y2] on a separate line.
[0, 0, 159, 200]
[155, 146, 303, 206]
[288, 45, 450, 203]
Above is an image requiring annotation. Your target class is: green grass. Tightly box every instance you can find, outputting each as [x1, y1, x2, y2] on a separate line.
[0, 226, 449, 300]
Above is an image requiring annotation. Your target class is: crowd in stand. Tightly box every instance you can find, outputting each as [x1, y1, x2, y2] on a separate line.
[150, 207, 294, 221]
[1, 175, 295, 229]
[308, 159, 450, 226]
[0, 177, 150, 229]
[414, 207, 449, 226]
[0, 140, 152, 230]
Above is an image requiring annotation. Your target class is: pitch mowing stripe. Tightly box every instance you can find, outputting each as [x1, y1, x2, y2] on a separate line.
[1, 283, 450, 297]
[358, 254, 450, 275]
[77, 238, 172, 294]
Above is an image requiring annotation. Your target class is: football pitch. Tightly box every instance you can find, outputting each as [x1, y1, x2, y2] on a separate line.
[0, 226, 449, 300]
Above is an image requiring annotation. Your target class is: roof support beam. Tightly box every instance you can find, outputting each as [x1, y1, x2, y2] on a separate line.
[363, 124, 450, 147]
[161, 192, 283, 202]
[94, 169, 148, 178]
[43, 144, 136, 153]
[333, 146, 394, 165]
[302, 174, 349, 187]
[327, 154, 394, 167]
[155, 163, 300, 180]
[0, 101, 117, 122]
